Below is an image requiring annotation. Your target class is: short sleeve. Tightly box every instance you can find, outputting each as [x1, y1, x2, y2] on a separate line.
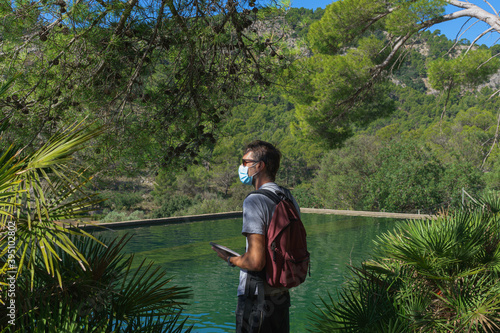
[242, 194, 269, 236]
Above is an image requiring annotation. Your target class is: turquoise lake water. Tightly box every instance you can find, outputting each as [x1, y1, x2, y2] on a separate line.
[97, 213, 401, 332]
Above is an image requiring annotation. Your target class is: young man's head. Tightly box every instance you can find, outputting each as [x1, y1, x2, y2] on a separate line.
[243, 140, 281, 182]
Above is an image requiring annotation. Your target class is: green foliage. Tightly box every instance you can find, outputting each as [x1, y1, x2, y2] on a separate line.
[366, 139, 444, 212]
[288, 0, 447, 147]
[4, 234, 193, 332]
[15, 300, 108, 332]
[289, 0, 500, 149]
[100, 210, 145, 222]
[384, 0, 445, 35]
[0, 0, 291, 172]
[392, 49, 427, 92]
[0, 122, 103, 292]
[315, 130, 491, 213]
[289, 38, 396, 147]
[310, 196, 500, 332]
[286, 7, 325, 39]
[175, 195, 242, 216]
[420, 30, 456, 59]
[441, 161, 484, 207]
[99, 191, 145, 211]
[314, 136, 380, 210]
[428, 49, 500, 91]
[307, 0, 387, 55]
[309, 271, 407, 333]
[290, 184, 321, 209]
[484, 161, 500, 192]
[151, 195, 195, 218]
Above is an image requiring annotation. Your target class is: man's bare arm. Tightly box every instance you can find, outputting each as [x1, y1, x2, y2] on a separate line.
[213, 233, 266, 271]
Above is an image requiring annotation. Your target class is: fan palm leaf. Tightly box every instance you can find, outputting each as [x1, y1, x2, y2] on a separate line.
[15, 297, 108, 333]
[312, 193, 500, 332]
[309, 266, 404, 332]
[433, 274, 500, 332]
[11, 233, 192, 332]
[477, 191, 500, 214]
[308, 293, 343, 332]
[0, 121, 104, 295]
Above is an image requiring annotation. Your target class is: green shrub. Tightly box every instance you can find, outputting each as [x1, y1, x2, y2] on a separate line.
[365, 139, 444, 213]
[99, 191, 144, 210]
[313, 135, 380, 210]
[176, 197, 242, 215]
[100, 210, 145, 222]
[292, 184, 322, 208]
[128, 210, 145, 220]
[151, 195, 194, 218]
[100, 210, 128, 222]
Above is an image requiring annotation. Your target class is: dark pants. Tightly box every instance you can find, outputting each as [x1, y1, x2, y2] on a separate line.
[235, 291, 290, 333]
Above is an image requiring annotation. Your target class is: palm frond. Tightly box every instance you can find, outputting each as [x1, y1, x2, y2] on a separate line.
[308, 292, 343, 332]
[312, 193, 500, 333]
[15, 298, 108, 333]
[310, 267, 399, 332]
[111, 255, 192, 320]
[10, 233, 193, 332]
[0, 121, 104, 294]
[478, 191, 500, 214]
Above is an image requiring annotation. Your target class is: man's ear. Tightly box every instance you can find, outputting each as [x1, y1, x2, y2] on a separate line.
[258, 161, 265, 173]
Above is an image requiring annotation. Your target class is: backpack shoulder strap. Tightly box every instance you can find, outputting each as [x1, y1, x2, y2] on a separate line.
[246, 188, 282, 205]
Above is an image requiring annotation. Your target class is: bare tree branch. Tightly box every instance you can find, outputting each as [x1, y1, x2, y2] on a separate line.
[447, 18, 477, 55]
[483, 0, 499, 17]
[481, 110, 500, 169]
[445, 0, 500, 34]
[466, 27, 495, 54]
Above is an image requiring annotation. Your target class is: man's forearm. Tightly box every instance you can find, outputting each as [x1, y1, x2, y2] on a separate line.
[230, 252, 265, 271]
[232, 233, 266, 271]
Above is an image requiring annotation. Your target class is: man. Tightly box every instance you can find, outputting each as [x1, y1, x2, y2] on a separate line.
[212, 140, 300, 333]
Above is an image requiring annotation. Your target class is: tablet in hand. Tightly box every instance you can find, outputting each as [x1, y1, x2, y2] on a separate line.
[210, 242, 240, 257]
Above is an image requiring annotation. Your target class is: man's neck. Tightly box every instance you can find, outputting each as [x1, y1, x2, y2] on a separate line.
[254, 177, 273, 190]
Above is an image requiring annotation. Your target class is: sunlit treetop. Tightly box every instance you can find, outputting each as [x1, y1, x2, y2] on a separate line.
[287, 0, 500, 147]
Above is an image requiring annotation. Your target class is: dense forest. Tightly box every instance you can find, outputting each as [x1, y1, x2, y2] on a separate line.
[92, 8, 500, 220]
[2, 2, 500, 220]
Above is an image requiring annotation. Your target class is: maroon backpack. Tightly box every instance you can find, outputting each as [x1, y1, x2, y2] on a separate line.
[250, 189, 310, 288]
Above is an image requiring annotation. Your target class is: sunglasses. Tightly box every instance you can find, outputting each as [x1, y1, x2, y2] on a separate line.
[242, 159, 259, 167]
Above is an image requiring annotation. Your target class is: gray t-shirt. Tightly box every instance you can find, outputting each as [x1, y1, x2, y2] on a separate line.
[237, 182, 300, 296]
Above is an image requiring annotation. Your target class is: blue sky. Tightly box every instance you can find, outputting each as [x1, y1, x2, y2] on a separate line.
[289, 0, 498, 47]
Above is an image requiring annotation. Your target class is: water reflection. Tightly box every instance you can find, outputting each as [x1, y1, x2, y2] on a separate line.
[97, 214, 399, 332]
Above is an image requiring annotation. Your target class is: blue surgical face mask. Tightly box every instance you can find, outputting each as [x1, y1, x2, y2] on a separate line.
[239, 164, 256, 185]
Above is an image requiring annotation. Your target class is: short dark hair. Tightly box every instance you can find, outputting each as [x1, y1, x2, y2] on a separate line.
[244, 140, 281, 181]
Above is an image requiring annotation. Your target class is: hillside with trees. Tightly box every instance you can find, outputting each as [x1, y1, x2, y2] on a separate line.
[1, 1, 500, 219]
[90, 6, 500, 219]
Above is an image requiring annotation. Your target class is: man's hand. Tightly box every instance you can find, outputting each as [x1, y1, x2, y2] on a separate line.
[212, 246, 233, 262]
